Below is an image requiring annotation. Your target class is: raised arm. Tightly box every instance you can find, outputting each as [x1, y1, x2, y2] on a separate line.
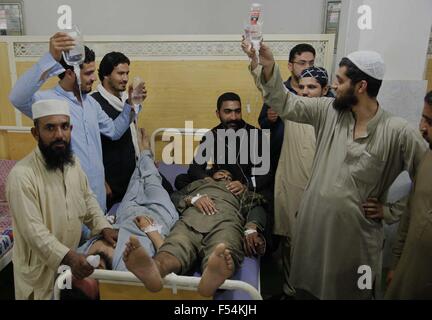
[9, 33, 73, 117]
[97, 80, 146, 141]
[243, 41, 332, 129]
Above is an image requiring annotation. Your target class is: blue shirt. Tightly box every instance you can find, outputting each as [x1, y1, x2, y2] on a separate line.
[9, 53, 137, 212]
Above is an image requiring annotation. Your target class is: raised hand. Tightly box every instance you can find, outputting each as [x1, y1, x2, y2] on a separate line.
[49, 32, 75, 61]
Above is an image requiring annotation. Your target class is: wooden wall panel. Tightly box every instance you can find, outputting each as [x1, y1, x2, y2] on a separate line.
[7, 132, 36, 160]
[3, 56, 289, 160]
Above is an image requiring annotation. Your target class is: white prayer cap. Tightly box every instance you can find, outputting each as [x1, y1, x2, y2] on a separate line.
[346, 51, 385, 80]
[32, 99, 70, 120]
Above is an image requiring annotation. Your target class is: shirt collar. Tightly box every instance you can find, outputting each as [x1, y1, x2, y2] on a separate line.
[349, 104, 384, 138]
[284, 77, 298, 94]
[54, 84, 87, 104]
[366, 104, 384, 134]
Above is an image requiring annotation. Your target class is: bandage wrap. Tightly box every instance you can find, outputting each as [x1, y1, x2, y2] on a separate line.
[144, 223, 162, 234]
[244, 229, 257, 236]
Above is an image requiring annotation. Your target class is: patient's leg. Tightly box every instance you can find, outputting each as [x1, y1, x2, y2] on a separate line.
[115, 129, 178, 226]
[198, 243, 234, 297]
[123, 236, 181, 292]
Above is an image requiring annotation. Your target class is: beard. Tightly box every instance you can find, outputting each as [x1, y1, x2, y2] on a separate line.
[39, 139, 74, 171]
[333, 86, 358, 112]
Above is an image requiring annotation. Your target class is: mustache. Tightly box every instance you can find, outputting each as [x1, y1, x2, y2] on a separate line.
[50, 139, 66, 147]
[226, 120, 242, 126]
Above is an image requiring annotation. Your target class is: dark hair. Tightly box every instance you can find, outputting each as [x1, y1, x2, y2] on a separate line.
[339, 57, 382, 98]
[300, 66, 329, 88]
[58, 46, 95, 79]
[98, 51, 130, 82]
[216, 92, 241, 110]
[425, 90, 432, 107]
[289, 43, 316, 63]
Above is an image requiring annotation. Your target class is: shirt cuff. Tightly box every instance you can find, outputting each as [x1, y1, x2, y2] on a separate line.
[38, 52, 65, 78]
[46, 242, 71, 271]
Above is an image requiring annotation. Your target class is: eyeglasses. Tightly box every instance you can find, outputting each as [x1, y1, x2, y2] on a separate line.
[293, 60, 315, 67]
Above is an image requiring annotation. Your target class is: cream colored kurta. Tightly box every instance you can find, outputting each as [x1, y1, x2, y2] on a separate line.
[6, 148, 112, 300]
[385, 150, 432, 299]
[253, 64, 427, 299]
[274, 120, 315, 238]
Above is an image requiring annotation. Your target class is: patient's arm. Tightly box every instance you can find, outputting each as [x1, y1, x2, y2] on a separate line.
[170, 179, 205, 212]
[134, 216, 165, 250]
[243, 222, 266, 257]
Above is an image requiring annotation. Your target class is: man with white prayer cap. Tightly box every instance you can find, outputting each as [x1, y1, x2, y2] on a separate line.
[6, 99, 117, 300]
[242, 41, 428, 299]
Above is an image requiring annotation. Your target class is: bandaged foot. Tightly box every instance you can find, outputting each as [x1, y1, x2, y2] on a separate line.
[198, 243, 234, 297]
[138, 128, 150, 151]
[123, 236, 163, 292]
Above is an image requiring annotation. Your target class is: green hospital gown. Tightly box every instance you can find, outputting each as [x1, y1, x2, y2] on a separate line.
[252, 64, 427, 299]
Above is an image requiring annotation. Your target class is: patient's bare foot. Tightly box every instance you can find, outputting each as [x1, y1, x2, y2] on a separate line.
[138, 128, 150, 151]
[198, 243, 234, 297]
[123, 236, 163, 292]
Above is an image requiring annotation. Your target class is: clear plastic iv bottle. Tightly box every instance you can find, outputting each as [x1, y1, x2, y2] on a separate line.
[62, 25, 85, 66]
[131, 76, 145, 106]
[248, 4, 263, 53]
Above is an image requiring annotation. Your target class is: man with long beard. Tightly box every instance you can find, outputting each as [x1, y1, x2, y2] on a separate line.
[243, 41, 427, 299]
[6, 99, 116, 300]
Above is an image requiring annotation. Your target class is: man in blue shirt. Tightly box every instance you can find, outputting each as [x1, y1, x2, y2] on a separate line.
[9, 32, 143, 213]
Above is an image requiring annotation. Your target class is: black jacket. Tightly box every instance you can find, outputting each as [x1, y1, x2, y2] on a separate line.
[187, 120, 272, 192]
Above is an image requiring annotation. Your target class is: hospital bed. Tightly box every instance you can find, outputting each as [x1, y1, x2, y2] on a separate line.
[0, 160, 17, 272]
[54, 128, 262, 299]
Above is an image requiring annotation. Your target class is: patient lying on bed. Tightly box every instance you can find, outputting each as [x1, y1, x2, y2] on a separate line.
[122, 168, 267, 297]
[77, 129, 179, 270]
